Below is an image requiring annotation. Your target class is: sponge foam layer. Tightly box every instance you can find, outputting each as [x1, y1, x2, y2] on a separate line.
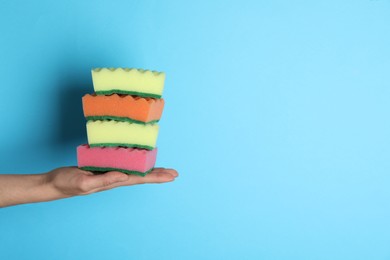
[82, 94, 164, 124]
[86, 120, 159, 150]
[77, 144, 157, 176]
[92, 68, 165, 98]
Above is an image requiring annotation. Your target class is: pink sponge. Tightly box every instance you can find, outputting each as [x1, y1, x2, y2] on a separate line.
[77, 144, 157, 176]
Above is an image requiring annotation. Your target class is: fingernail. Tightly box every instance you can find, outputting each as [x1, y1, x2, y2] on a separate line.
[167, 170, 178, 178]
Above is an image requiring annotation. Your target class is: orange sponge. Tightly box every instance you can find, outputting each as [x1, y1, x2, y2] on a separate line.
[82, 94, 164, 124]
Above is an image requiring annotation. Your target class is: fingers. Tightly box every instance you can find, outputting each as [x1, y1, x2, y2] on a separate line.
[130, 168, 178, 185]
[150, 168, 179, 178]
[90, 168, 179, 192]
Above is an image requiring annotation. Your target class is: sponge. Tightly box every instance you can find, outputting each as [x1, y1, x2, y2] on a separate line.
[82, 94, 164, 124]
[86, 120, 159, 150]
[92, 68, 165, 98]
[77, 144, 157, 176]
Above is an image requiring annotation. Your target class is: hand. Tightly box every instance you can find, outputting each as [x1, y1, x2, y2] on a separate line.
[46, 167, 179, 197]
[0, 167, 178, 207]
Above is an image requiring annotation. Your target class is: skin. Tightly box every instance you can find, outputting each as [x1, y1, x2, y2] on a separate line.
[0, 167, 178, 208]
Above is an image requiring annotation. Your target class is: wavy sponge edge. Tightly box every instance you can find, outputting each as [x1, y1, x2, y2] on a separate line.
[82, 94, 164, 124]
[77, 144, 157, 176]
[92, 68, 165, 98]
[86, 120, 159, 150]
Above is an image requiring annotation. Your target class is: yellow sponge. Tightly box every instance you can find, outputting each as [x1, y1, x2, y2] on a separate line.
[92, 68, 165, 98]
[86, 120, 159, 150]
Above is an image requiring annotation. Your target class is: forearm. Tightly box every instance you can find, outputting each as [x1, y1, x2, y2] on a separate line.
[0, 173, 66, 208]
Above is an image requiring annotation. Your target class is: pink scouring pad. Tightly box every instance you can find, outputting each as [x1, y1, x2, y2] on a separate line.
[77, 144, 157, 176]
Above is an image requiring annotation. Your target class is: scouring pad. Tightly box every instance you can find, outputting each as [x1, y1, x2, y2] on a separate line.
[77, 144, 157, 176]
[86, 120, 159, 150]
[82, 94, 164, 124]
[92, 68, 165, 98]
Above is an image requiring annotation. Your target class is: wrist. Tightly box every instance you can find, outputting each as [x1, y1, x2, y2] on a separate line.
[40, 172, 72, 201]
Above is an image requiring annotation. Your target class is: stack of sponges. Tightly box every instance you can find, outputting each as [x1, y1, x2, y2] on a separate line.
[77, 68, 165, 176]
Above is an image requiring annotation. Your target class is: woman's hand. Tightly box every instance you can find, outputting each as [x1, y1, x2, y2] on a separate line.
[0, 167, 178, 208]
[46, 167, 178, 196]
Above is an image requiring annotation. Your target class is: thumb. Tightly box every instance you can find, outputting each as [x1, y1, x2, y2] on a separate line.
[82, 171, 129, 191]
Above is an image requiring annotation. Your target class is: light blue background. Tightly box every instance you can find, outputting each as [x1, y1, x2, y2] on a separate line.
[1, 0, 390, 259]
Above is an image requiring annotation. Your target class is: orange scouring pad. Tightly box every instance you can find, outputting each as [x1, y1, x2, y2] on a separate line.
[82, 94, 165, 124]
